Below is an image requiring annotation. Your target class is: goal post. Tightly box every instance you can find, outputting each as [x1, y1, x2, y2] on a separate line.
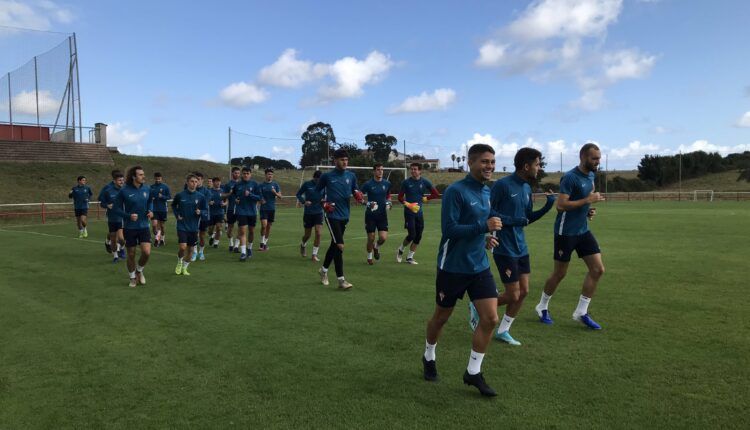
[693, 190, 714, 202]
[299, 165, 407, 186]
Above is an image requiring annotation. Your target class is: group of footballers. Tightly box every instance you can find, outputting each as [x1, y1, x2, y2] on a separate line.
[69, 142, 606, 397]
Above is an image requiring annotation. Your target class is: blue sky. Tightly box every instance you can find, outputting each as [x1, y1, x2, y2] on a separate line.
[2, 0, 749, 170]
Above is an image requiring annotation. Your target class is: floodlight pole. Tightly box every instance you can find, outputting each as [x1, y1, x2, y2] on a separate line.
[679, 151, 682, 195]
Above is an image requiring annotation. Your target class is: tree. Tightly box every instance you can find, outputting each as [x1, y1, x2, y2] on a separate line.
[300, 122, 336, 167]
[451, 154, 456, 168]
[738, 168, 750, 182]
[364, 134, 398, 163]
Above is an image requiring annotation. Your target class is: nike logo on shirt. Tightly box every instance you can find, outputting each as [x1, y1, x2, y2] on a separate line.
[471, 201, 478, 206]
[511, 193, 518, 197]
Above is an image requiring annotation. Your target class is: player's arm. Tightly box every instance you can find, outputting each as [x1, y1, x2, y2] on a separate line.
[351, 174, 364, 203]
[68, 188, 74, 199]
[295, 185, 307, 205]
[528, 190, 556, 224]
[397, 181, 406, 204]
[556, 175, 604, 211]
[314, 175, 327, 193]
[112, 190, 128, 219]
[98, 188, 108, 208]
[274, 184, 282, 198]
[442, 188, 499, 239]
[201, 195, 209, 218]
[490, 182, 527, 227]
[163, 186, 171, 201]
[424, 186, 440, 202]
[171, 195, 180, 218]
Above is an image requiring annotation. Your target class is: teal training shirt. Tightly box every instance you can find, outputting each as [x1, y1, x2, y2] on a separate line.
[259, 181, 281, 211]
[172, 189, 208, 232]
[69, 185, 92, 210]
[315, 169, 359, 221]
[361, 178, 391, 215]
[400, 177, 433, 214]
[554, 167, 595, 236]
[296, 180, 323, 215]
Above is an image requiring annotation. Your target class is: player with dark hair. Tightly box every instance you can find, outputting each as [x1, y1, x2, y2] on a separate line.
[232, 167, 262, 261]
[149, 172, 171, 247]
[315, 149, 364, 289]
[397, 163, 440, 264]
[208, 177, 226, 248]
[360, 163, 392, 265]
[172, 174, 208, 276]
[98, 170, 126, 262]
[222, 167, 242, 252]
[422, 143, 502, 397]
[535, 143, 606, 329]
[69, 175, 92, 238]
[192, 172, 211, 261]
[259, 168, 282, 251]
[296, 170, 324, 261]
[113, 166, 153, 287]
[468, 147, 555, 345]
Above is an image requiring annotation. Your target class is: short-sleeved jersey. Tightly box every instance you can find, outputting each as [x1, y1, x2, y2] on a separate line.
[259, 181, 281, 211]
[232, 180, 262, 216]
[172, 189, 209, 232]
[315, 169, 359, 221]
[554, 167, 595, 236]
[296, 180, 323, 215]
[113, 183, 153, 230]
[149, 183, 171, 213]
[361, 179, 391, 215]
[69, 185, 92, 210]
[401, 177, 434, 214]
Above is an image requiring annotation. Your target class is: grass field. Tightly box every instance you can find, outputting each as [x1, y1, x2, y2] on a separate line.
[1, 202, 748, 428]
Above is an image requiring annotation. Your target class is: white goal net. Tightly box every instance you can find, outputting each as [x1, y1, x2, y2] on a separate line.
[693, 190, 714, 202]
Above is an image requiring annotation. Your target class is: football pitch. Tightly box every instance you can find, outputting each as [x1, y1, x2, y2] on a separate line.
[1, 202, 748, 428]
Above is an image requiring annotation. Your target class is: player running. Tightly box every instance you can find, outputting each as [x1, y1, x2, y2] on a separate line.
[468, 148, 555, 346]
[258, 168, 282, 251]
[208, 177, 226, 248]
[535, 143, 607, 330]
[222, 167, 241, 252]
[422, 143, 502, 397]
[112, 166, 153, 288]
[172, 174, 209, 276]
[149, 172, 171, 247]
[193, 172, 211, 261]
[231, 167, 262, 261]
[69, 175, 93, 238]
[397, 163, 440, 264]
[296, 170, 324, 262]
[98, 170, 127, 262]
[360, 163, 392, 265]
[315, 149, 364, 289]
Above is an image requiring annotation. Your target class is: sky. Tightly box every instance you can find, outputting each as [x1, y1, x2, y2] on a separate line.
[1, 0, 749, 171]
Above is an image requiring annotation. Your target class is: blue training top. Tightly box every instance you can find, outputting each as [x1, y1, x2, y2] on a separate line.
[554, 167, 595, 236]
[98, 181, 124, 223]
[208, 187, 225, 217]
[400, 177, 433, 214]
[232, 179, 262, 216]
[296, 179, 323, 215]
[259, 181, 281, 211]
[436, 175, 492, 274]
[172, 189, 209, 233]
[315, 169, 359, 221]
[361, 178, 391, 216]
[223, 179, 239, 214]
[113, 183, 153, 230]
[69, 185, 92, 210]
[491, 173, 555, 258]
[149, 183, 171, 213]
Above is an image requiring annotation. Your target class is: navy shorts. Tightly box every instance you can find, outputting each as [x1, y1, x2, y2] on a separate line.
[74, 209, 88, 217]
[237, 215, 257, 227]
[435, 269, 498, 308]
[152, 211, 167, 222]
[260, 209, 275, 223]
[108, 221, 123, 233]
[177, 230, 198, 247]
[554, 231, 601, 262]
[303, 213, 323, 228]
[210, 215, 224, 226]
[325, 217, 348, 245]
[365, 211, 388, 233]
[199, 219, 209, 232]
[124, 228, 151, 247]
[404, 211, 424, 244]
[226, 211, 238, 225]
[493, 254, 531, 284]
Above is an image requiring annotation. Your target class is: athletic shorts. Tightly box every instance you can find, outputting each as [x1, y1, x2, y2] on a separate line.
[325, 217, 348, 245]
[404, 211, 424, 244]
[365, 211, 388, 233]
[108, 221, 123, 233]
[74, 209, 88, 217]
[237, 215, 257, 227]
[210, 215, 224, 226]
[177, 230, 198, 247]
[493, 254, 531, 284]
[124, 228, 151, 247]
[303, 213, 324, 228]
[554, 231, 600, 262]
[152, 211, 167, 222]
[226, 212, 238, 225]
[260, 209, 276, 223]
[435, 268, 498, 308]
[199, 218, 209, 232]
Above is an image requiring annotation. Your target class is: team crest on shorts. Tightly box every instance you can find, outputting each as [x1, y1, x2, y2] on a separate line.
[438, 291, 445, 302]
[505, 268, 512, 278]
[558, 249, 564, 257]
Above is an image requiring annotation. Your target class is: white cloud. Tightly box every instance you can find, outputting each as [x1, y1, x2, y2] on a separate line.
[272, 145, 295, 156]
[198, 153, 216, 162]
[507, 0, 623, 41]
[677, 140, 750, 155]
[0, 0, 74, 30]
[476, 42, 508, 67]
[257, 49, 328, 88]
[2, 89, 58, 116]
[218, 82, 269, 108]
[735, 111, 750, 128]
[571, 89, 605, 110]
[603, 49, 656, 82]
[610, 140, 660, 158]
[319, 51, 394, 100]
[389, 88, 456, 114]
[107, 122, 147, 155]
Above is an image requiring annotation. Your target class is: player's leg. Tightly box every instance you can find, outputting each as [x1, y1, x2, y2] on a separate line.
[398, 214, 415, 262]
[406, 215, 423, 264]
[312, 222, 322, 261]
[332, 221, 348, 287]
[464, 271, 499, 396]
[264, 218, 274, 249]
[573, 252, 605, 329]
[124, 229, 137, 287]
[176, 237, 187, 274]
[536, 235, 574, 324]
[247, 221, 255, 255]
[135, 230, 151, 285]
[226, 214, 236, 251]
[365, 216, 376, 264]
[260, 217, 268, 250]
[300, 217, 312, 257]
[158, 219, 166, 245]
[151, 218, 159, 244]
[197, 221, 207, 260]
[80, 214, 88, 237]
[116, 228, 125, 259]
[212, 220, 223, 248]
[373, 216, 387, 261]
[237, 221, 248, 260]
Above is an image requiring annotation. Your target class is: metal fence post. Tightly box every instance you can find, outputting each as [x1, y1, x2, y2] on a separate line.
[41, 202, 46, 224]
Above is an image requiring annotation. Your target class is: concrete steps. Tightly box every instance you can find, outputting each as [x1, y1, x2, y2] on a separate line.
[0, 140, 113, 164]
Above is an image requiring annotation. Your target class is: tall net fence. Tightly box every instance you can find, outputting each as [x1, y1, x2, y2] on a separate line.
[0, 32, 84, 142]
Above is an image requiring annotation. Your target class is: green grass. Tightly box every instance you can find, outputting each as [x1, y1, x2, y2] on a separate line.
[1, 202, 749, 428]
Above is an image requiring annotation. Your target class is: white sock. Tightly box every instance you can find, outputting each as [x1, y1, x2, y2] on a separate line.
[176, 257, 182, 265]
[407, 251, 415, 259]
[337, 276, 345, 281]
[301, 241, 307, 247]
[112, 250, 118, 257]
[129, 271, 136, 278]
[374, 242, 379, 249]
[498, 314, 515, 334]
[313, 246, 319, 255]
[248, 242, 253, 250]
[240, 245, 247, 254]
[215, 240, 220, 246]
[183, 261, 190, 269]
[321, 267, 328, 273]
[467, 350, 485, 375]
[136, 265, 144, 273]
[399, 245, 405, 252]
[367, 252, 373, 259]
[424, 340, 436, 361]
[261, 236, 266, 244]
[199, 246, 204, 253]
[574, 295, 591, 316]
[106, 239, 111, 245]
[116, 243, 121, 252]
[538, 292, 552, 310]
